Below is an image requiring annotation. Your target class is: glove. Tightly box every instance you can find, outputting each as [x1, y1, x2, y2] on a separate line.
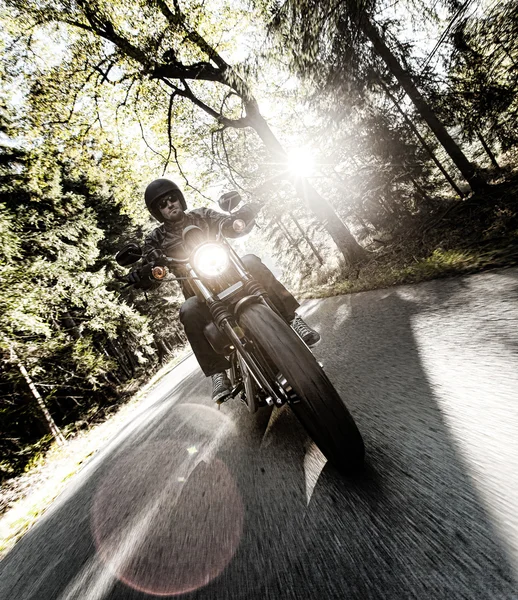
[235, 202, 261, 222]
[144, 248, 164, 264]
[127, 270, 141, 285]
[126, 264, 155, 289]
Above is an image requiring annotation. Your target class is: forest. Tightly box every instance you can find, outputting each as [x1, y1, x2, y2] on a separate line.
[1, 0, 517, 486]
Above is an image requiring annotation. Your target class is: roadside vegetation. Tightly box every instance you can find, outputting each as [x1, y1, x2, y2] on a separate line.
[303, 175, 518, 297]
[0, 349, 189, 557]
[1, 0, 517, 553]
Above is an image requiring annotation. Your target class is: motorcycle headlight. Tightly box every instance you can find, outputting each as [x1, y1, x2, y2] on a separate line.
[192, 243, 230, 278]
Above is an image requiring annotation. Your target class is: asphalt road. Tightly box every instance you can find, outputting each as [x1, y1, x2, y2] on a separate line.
[1, 267, 518, 599]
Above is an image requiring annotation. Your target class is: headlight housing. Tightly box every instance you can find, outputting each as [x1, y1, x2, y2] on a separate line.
[192, 243, 230, 278]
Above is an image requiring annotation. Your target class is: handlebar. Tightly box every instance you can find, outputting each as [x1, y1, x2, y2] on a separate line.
[162, 255, 189, 265]
[115, 215, 249, 289]
[113, 272, 134, 289]
[216, 217, 247, 240]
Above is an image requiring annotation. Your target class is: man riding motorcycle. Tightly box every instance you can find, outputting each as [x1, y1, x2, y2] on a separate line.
[127, 178, 321, 403]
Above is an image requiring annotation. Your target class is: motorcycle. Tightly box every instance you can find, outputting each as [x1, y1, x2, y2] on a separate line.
[115, 192, 364, 474]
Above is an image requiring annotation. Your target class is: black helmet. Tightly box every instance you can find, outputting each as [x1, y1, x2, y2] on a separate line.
[144, 178, 187, 222]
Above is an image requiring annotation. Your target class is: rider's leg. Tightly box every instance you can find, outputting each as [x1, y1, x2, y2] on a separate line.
[241, 254, 299, 321]
[179, 297, 231, 376]
[179, 297, 232, 402]
[241, 254, 321, 346]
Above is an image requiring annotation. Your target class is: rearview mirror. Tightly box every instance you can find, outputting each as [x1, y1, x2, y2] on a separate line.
[115, 243, 142, 266]
[218, 191, 242, 213]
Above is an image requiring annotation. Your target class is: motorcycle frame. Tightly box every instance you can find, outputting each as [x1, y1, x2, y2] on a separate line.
[185, 238, 291, 410]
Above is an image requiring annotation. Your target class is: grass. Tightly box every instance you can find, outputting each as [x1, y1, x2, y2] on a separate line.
[302, 178, 518, 298]
[0, 348, 191, 558]
[305, 246, 515, 299]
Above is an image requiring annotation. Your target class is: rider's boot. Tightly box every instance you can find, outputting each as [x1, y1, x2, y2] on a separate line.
[291, 315, 321, 347]
[212, 371, 232, 404]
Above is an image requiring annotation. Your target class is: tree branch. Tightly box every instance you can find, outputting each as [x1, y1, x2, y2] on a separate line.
[56, 4, 150, 68]
[151, 0, 230, 70]
[149, 61, 224, 82]
[162, 91, 177, 175]
[169, 78, 250, 129]
[220, 129, 247, 190]
[134, 84, 169, 162]
[154, 88, 213, 201]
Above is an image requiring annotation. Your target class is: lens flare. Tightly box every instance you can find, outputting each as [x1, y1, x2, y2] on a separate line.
[287, 148, 315, 177]
[91, 404, 243, 597]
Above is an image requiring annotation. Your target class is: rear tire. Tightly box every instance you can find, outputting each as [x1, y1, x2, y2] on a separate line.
[238, 303, 364, 473]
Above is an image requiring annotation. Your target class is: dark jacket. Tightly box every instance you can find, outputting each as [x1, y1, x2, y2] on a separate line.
[141, 205, 257, 299]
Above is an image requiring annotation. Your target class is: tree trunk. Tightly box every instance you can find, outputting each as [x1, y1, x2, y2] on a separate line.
[409, 176, 435, 211]
[155, 339, 168, 364]
[290, 213, 325, 265]
[62, 310, 82, 340]
[245, 100, 366, 265]
[124, 345, 139, 372]
[274, 217, 313, 269]
[362, 17, 486, 192]
[107, 338, 133, 379]
[353, 210, 377, 236]
[475, 129, 500, 170]
[377, 77, 465, 197]
[9, 345, 66, 446]
[384, 192, 409, 218]
[378, 195, 398, 222]
[296, 178, 367, 266]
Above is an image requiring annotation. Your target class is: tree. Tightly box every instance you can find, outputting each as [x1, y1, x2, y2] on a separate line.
[4, 0, 366, 265]
[443, 1, 518, 159]
[264, 0, 486, 192]
[0, 105, 158, 477]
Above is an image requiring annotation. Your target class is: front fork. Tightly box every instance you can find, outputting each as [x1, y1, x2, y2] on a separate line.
[185, 262, 289, 406]
[220, 315, 287, 407]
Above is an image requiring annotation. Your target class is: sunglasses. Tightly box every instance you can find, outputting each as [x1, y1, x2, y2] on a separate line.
[157, 194, 181, 209]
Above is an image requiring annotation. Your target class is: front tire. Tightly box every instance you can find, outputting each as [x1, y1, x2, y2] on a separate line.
[238, 303, 364, 473]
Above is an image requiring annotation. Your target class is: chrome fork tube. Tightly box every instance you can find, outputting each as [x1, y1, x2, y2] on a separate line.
[186, 265, 213, 300]
[188, 255, 286, 405]
[227, 246, 251, 280]
[220, 320, 285, 404]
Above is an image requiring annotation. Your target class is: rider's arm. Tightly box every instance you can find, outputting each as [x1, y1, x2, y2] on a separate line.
[128, 231, 164, 290]
[201, 204, 261, 239]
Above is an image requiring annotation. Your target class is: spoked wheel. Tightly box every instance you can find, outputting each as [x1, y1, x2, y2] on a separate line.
[238, 303, 364, 473]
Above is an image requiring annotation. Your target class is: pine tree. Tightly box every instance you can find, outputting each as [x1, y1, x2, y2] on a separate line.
[263, 0, 486, 192]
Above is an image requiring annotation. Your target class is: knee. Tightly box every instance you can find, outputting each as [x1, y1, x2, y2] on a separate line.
[242, 254, 262, 273]
[179, 296, 205, 326]
[243, 254, 276, 283]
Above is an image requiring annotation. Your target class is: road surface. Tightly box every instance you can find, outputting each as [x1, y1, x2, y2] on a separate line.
[1, 267, 518, 599]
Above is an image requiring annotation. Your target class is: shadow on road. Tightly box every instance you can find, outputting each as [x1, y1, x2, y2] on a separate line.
[297, 286, 516, 599]
[1, 281, 516, 600]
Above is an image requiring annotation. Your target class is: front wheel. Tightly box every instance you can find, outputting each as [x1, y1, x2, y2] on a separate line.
[238, 303, 364, 473]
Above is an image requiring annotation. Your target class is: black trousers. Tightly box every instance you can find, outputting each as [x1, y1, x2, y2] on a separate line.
[179, 254, 300, 377]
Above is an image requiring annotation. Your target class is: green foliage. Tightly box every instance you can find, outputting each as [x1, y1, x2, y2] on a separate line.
[401, 249, 477, 279]
[445, 0, 518, 154]
[0, 95, 168, 481]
